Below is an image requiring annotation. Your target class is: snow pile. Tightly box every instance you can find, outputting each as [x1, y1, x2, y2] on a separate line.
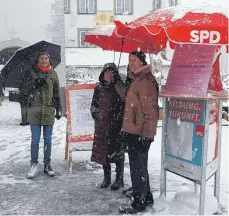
[169, 4, 228, 22]
[152, 190, 218, 215]
[66, 66, 97, 84]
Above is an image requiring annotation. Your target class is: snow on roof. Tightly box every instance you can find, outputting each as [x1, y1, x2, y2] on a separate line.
[168, 4, 229, 22]
[86, 25, 115, 36]
[65, 48, 171, 67]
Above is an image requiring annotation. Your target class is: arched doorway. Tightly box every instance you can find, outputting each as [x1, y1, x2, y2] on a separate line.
[0, 46, 21, 65]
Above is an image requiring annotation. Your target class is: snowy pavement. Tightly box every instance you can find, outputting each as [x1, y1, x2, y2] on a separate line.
[0, 101, 228, 215]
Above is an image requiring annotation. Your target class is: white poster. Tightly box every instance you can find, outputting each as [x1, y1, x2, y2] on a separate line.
[69, 90, 94, 136]
[167, 118, 194, 161]
[66, 84, 96, 143]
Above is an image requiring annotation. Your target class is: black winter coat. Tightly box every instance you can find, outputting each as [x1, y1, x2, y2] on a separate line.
[90, 70, 124, 165]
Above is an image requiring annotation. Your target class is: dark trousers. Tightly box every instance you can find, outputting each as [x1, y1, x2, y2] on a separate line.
[30, 125, 53, 165]
[127, 136, 151, 208]
[20, 103, 28, 124]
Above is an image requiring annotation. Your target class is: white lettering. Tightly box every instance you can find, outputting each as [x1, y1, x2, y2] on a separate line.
[190, 30, 221, 44]
[209, 31, 221, 44]
[190, 30, 199, 43]
[199, 30, 210, 43]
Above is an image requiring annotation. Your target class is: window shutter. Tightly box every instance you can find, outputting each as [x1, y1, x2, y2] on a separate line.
[169, 0, 178, 6]
[116, 0, 123, 15]
[124, 0, 132, 14]
[88, 0, 95, 13]
[152, 0, 161, 11]
[80, 31, 87, 47]
[79, 0, 86, 13]
[64, 0, 70, 13]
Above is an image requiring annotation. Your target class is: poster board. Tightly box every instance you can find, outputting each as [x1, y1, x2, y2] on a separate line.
[164, 98, 219, 182]
[66, 84, 96, 143]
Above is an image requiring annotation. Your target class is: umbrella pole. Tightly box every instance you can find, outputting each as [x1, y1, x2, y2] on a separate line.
[113, 51, 116, 62]
[118, 38, 125, 69]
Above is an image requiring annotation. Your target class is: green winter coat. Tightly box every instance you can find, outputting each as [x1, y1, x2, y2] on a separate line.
[21, 66, 62, 125]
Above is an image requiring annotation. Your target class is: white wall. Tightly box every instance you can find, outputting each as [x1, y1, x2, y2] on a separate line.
[64, 0, 154, 47]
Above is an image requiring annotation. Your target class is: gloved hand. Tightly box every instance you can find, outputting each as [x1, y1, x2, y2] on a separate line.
[118, 131, 129, 152]
[141, 137, 154, 148]
[55, 110, 62, 120]
[34, 78, 46, 88]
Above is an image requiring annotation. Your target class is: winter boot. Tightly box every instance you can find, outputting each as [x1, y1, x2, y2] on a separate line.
[27, 163, 38, 179]
[111, 161, 124, 191]
[44, 164, 55, 177]
[100, 164, 111, 188]
[20, 122, 29, 126]
[145, 191, 154, 205]
[119, 203, 146, 214]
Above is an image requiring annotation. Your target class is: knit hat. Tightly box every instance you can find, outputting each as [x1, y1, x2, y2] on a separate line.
[129, 51, 147, 65]
[36, 51, 50, 62]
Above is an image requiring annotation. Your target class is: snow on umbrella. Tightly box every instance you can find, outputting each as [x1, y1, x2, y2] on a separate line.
[84, 24, 155, 53]
[1, 40, 61, 88]
[114, 4, 229, 54]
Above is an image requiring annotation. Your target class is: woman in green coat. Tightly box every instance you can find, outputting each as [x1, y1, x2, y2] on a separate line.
[22, 51, 62, 179]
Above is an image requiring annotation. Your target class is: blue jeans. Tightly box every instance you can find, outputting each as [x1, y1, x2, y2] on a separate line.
[30, 125, 53, 165]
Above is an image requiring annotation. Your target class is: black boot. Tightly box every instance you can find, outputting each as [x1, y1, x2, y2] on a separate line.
[100, 164, 111, 188]
[145, 191, 154, 205]
[111, 160, 124, 191]
[44, 164, 55, 177]
[119, 202, 146, 214]
[20, 122, 29, 126]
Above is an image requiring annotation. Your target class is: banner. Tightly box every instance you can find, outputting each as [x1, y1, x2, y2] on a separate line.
[66, 84, 96, 143]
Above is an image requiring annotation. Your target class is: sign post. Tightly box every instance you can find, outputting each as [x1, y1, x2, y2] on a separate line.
[159, 44, 228, 215]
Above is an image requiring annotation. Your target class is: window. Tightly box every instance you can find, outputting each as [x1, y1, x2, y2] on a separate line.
[78, 0, 97, 14]
[169, 0, 178, 6]
[152, 0, 162, 11]
[78, 29, 96, 48]
[64, 0, 70, 13]
[115, 0, 133, 15]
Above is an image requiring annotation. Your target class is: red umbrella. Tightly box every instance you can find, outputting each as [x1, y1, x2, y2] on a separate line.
[84, 24, 157, 53]
[115, 5, 229, 53]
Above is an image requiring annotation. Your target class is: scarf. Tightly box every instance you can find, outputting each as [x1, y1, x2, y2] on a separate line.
[37, 64, 51, 73]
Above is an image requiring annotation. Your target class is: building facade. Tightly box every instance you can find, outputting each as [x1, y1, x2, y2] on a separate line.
[64, 0, 179, 81]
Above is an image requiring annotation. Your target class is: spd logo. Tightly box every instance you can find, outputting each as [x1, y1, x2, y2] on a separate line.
[190, 30, 221, 44]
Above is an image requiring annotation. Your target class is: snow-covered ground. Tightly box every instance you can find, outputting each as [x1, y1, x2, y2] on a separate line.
[0, 101, 228, 215]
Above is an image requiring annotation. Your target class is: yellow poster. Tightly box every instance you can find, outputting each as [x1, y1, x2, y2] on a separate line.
[94, 11, 114, 28]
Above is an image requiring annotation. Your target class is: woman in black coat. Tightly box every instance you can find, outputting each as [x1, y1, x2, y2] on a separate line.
[90, 63, 125, 191]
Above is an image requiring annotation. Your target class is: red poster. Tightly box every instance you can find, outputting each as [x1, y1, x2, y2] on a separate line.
[165, 44, 216, 97]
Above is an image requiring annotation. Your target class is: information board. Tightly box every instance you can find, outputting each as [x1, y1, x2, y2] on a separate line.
[66, 84, 96, 143]
[164, 99, 206, 181]
[164, 98, 220, 182]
